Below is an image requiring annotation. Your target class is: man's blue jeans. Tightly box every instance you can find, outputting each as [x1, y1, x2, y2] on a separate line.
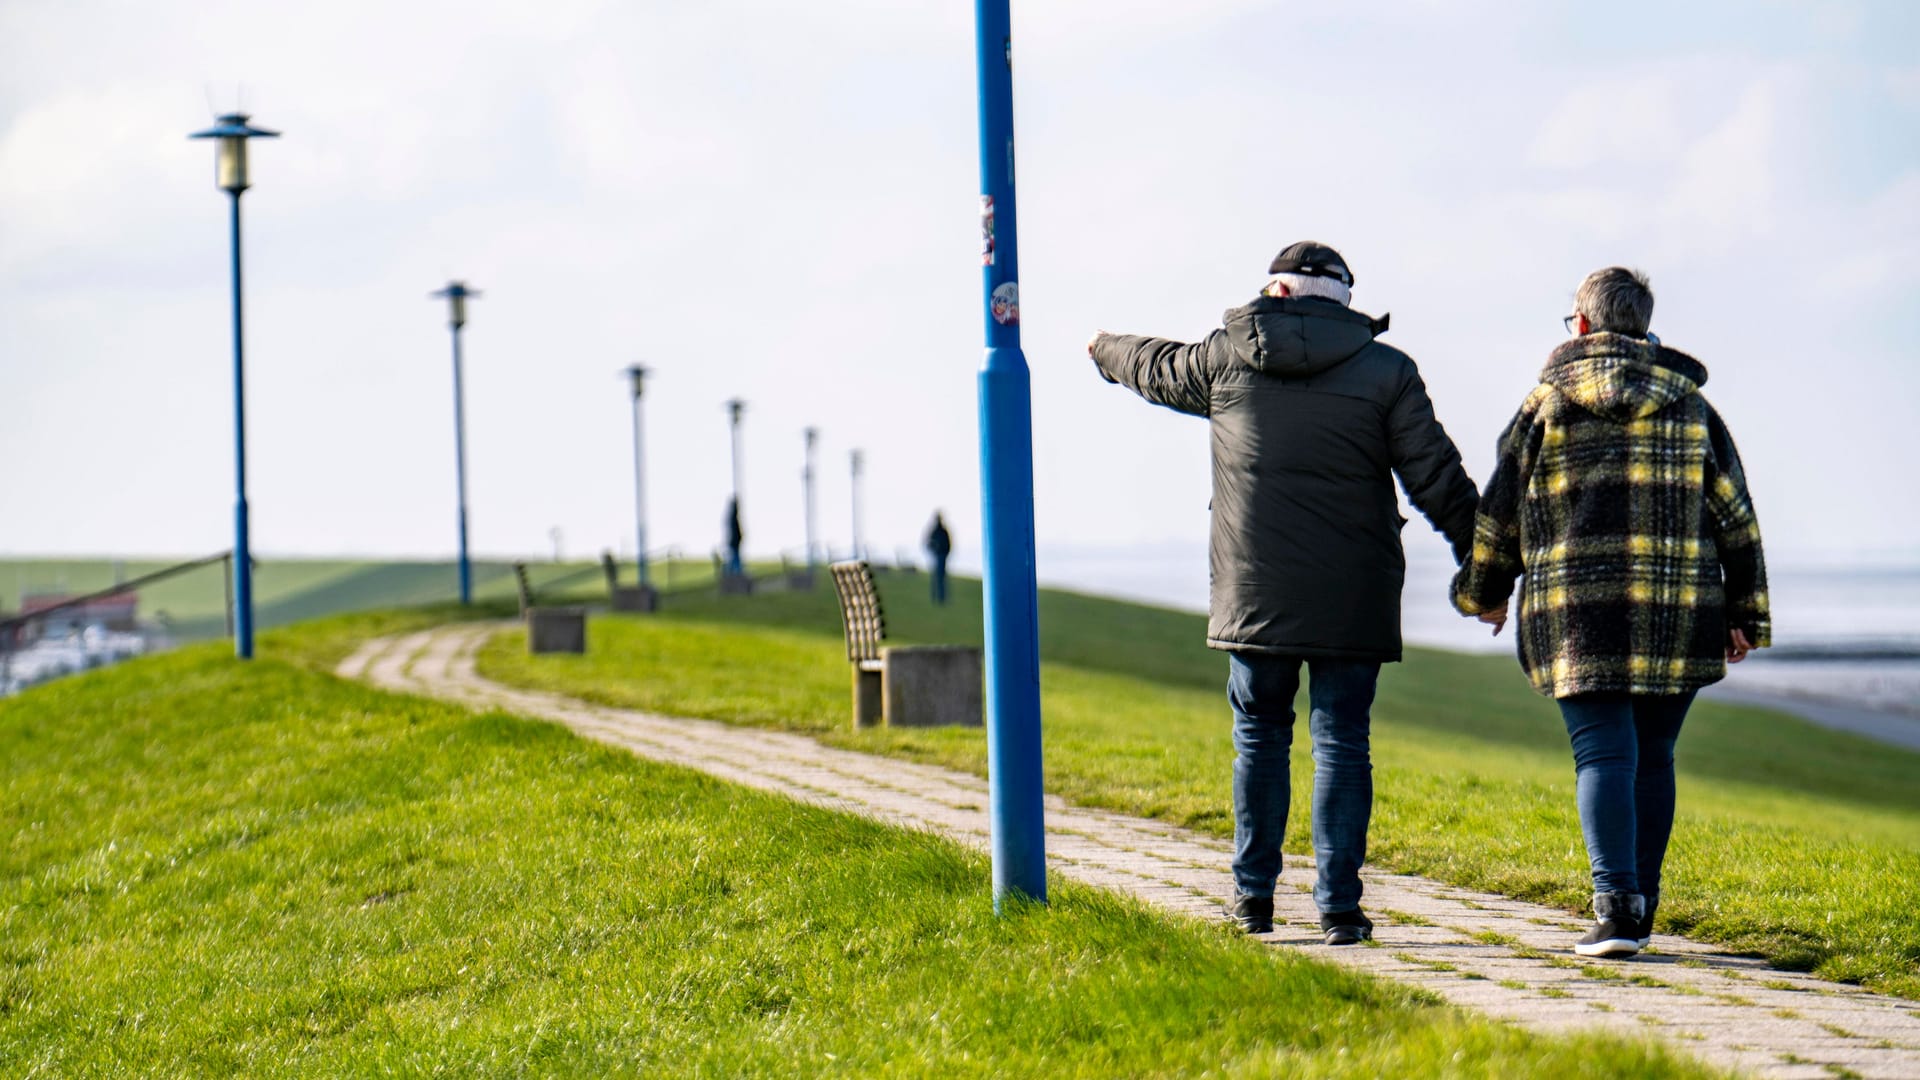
[1557, 691, 1695, 901]
[1230, 653, 1379, 914]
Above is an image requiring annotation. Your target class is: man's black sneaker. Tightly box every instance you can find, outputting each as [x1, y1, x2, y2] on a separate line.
[1226, 891, 1274, 934]
[1638, 897, 1658, 950]
[1319, 908, 1373, 946]
[1574, 892, 1644, 958]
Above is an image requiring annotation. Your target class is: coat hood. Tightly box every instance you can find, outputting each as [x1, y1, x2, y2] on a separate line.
[1541, 333, 1709, 422]
[1222, 295, 1389, 378]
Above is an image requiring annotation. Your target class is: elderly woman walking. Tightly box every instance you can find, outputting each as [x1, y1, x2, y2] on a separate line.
[1452, 267, 1770, 958]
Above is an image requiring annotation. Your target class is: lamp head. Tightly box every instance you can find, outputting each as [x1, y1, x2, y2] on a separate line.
[430, 281, 481, 328]
[726, 398, 745, 424]
[625, 364, 649, 399]
[188, 113, 280, 194]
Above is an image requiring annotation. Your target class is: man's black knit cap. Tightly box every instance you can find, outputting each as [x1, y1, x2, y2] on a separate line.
[1268, 241, 1353, 287]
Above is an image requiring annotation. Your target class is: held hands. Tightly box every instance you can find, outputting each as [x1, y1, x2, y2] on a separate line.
[1087, 330, 1108, 356]
[1477, 603, 1509, 637]
[1727, 628, 1754, 664]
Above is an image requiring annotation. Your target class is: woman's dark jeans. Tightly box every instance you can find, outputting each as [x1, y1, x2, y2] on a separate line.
[1229, 653, 1379, 914]
[1557, 690, 1697, 901]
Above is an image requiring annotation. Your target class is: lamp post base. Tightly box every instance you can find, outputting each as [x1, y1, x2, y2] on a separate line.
[233, 497, 253, 660]
[978, 345, 1047, 910]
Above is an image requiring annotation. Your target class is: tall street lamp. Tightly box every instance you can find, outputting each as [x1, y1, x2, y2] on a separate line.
[725, 398, 746, 502]
[625, 365, 651, 587]
[973, 0, 1047, 909]
[849, 448, 865, 562]
[803, 427, 819, 574]
[431, 281, 481, 605]
[724, 399, 746, 576]
[189, 112, 279, 661]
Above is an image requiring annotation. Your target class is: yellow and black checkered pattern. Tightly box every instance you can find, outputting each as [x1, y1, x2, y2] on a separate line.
[1452, 335, 1770, 699]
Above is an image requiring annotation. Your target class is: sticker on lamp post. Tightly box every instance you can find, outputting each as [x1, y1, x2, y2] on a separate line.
[981, 195, 996, 266]
[990, 281, 1019, 325]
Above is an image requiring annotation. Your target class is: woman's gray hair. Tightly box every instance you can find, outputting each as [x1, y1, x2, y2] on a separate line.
[1575, 267, 1654, 337]
[1263, 272, 1351, 306]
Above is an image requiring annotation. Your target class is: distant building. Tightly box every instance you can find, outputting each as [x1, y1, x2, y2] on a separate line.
[17, 590, 139, 637]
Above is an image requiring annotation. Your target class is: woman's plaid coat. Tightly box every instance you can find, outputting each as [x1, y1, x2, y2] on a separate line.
[1452, 333, 1770, 698]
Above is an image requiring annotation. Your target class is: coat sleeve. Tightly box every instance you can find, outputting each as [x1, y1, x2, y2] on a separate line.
[1089, 331, 1219, 417]
[1450, 401, 1537, 616]
[1703, 405, 1772, 646]
[1387, 365, 1480, 562]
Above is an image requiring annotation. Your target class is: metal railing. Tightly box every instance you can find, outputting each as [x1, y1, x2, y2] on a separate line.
[0, 550, 235, 695]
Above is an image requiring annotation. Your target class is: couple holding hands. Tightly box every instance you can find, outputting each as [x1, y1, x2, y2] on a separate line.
[1088, 244, 1769, 957]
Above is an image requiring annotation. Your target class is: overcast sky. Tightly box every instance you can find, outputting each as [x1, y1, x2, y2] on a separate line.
[2, 0, 1916, 578]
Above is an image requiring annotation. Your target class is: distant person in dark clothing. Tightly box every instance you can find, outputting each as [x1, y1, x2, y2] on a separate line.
[1088, 241, 1480, 946]
[924, 513, 952, 604]
[724, 498, 744, 577]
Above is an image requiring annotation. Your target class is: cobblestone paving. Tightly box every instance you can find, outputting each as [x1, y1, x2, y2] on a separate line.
[341, 624, 1920, 1079]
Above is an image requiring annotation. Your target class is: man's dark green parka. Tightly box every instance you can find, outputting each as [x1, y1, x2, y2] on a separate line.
[1091, 295, 1480, 661]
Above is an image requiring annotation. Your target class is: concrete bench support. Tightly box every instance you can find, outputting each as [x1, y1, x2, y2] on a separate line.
[718, 574, 754, 596]
[852, 661, 883, 729]
[881, 645, 982, 728]
[610, 585, 658, 613]
[527, 607, 587, 654]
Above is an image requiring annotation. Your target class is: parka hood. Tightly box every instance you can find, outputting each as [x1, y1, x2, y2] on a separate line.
[1222, 295, 1389, 378]
[1542, 333, 1709, 422]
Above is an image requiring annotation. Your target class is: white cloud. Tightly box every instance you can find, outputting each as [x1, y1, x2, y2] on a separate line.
[1527, 76, 1689, 169]
[1657, 79, 1779, 251]
[1787, 168, 1920, 303]
[0, 85, 203, 268]
[1885, 66, 1920, 110]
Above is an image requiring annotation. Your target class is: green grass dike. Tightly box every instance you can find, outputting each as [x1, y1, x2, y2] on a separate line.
[0, 612, 1719, 1076]
[478, 571, 1920, 1001]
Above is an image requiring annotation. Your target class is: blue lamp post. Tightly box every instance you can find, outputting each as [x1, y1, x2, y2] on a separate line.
[725, 398, 746, 577]
[625, 365, 651, 587]
[189, 112, 279, 661]
[849, 448, 865, 562]
[803, 427, 819, 574]
[431, 281, 481, 605]
[973, 0, 1047, 909]
[726, 398, 746, 499]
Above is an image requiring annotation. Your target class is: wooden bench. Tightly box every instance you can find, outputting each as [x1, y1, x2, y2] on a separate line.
[512, 562, 535, 614]
[829, 561, 981, 730]
[513, 561, 586, 654]
[603, 551, 659, 613]
[780, 552, 816, 592]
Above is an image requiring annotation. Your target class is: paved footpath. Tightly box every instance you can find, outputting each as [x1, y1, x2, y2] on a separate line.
[340, 624, 1920, 1080]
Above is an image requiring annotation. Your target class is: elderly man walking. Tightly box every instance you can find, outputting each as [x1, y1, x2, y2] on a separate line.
[1088, 242, 1479, 944]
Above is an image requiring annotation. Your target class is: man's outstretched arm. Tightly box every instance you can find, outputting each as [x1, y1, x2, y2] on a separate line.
[1088, 330, 1219, 417]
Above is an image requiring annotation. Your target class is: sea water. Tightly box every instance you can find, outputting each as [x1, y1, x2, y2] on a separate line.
[1024, 541, 1920, 717]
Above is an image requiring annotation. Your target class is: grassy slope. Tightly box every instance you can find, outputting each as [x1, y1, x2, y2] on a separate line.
[476, 572, 1920, 998]
[0, 617, 1713, 1078]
